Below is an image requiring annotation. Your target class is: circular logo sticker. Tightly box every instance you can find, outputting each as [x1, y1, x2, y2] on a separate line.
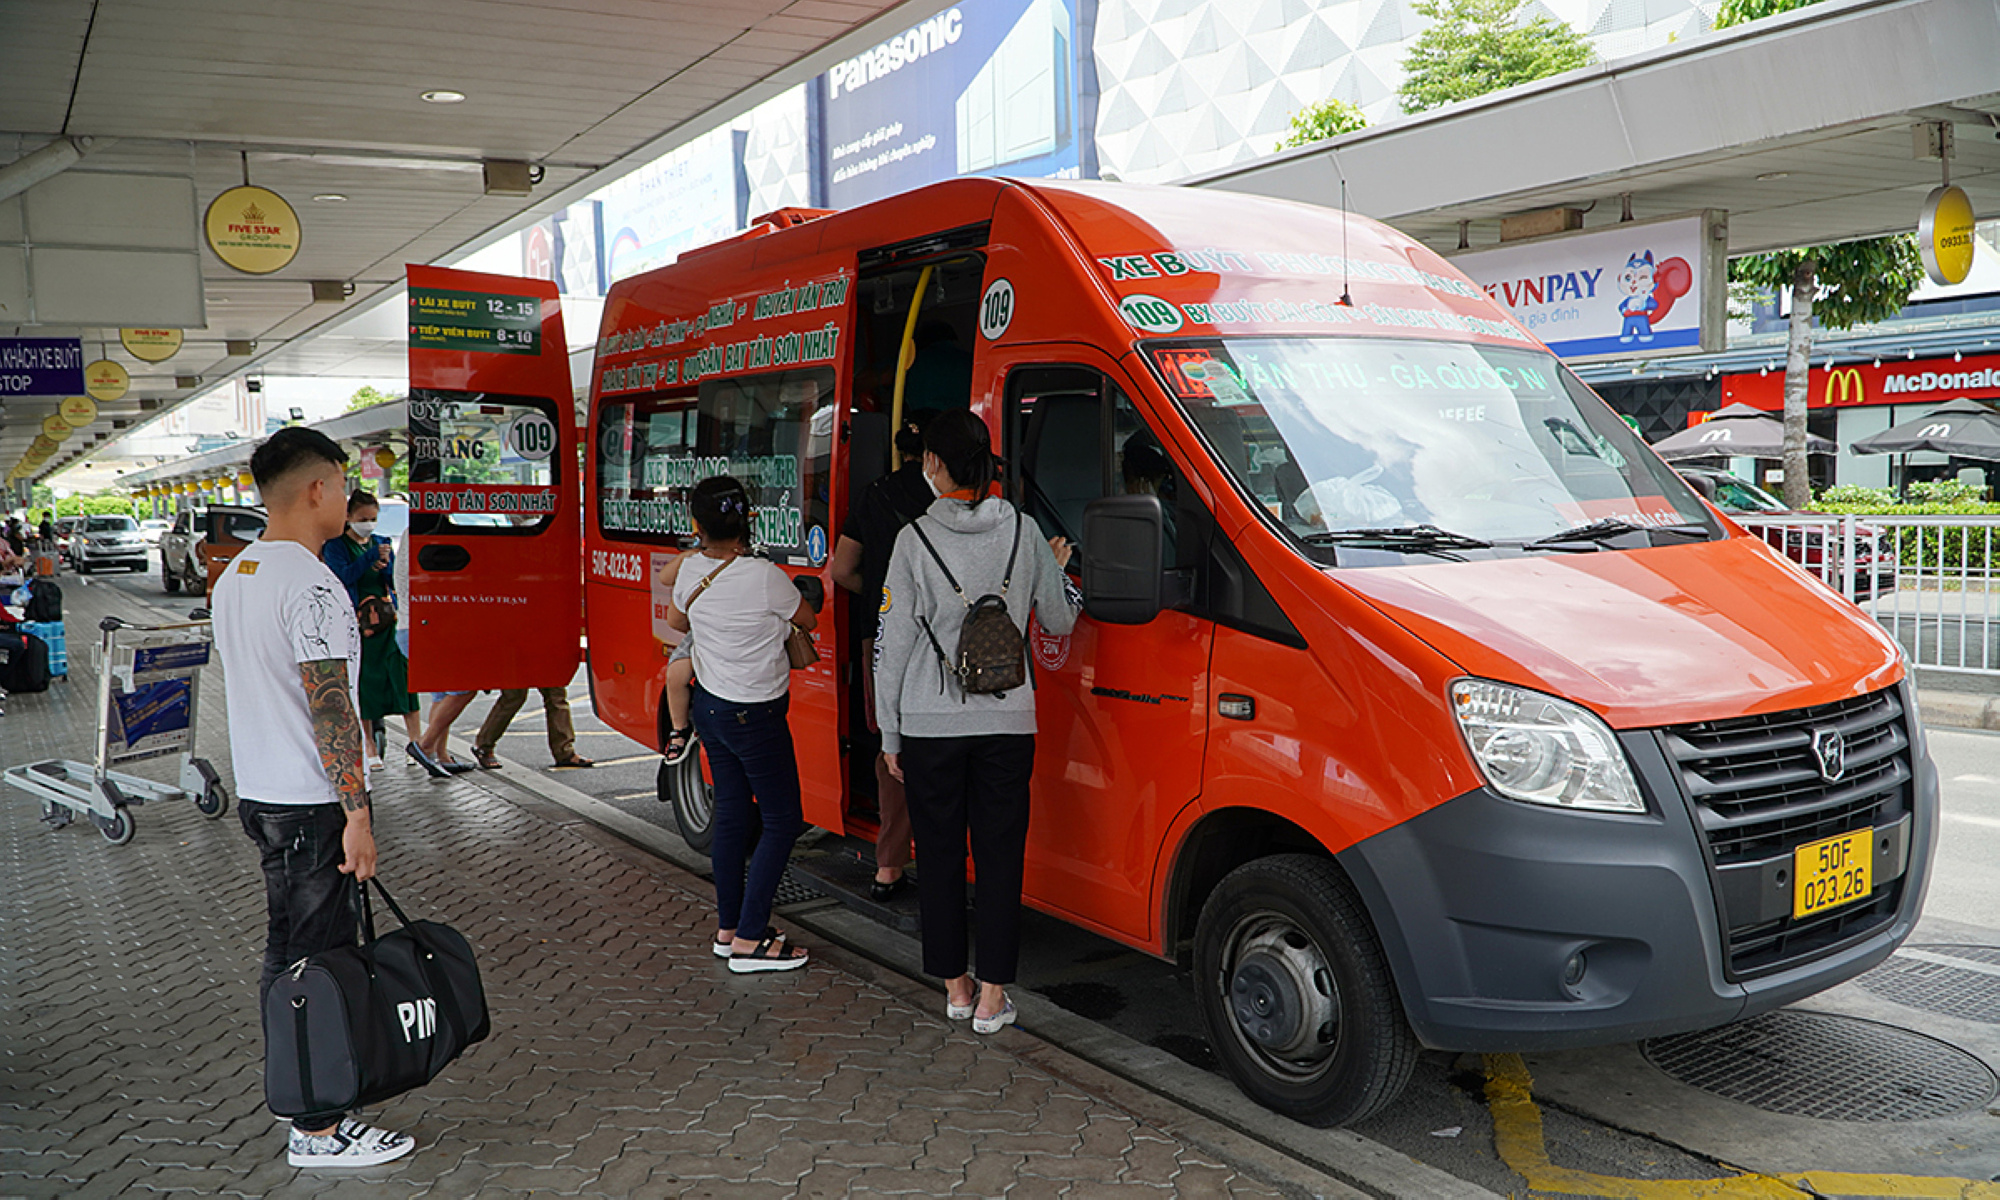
[84, 360, 129, 402]
[1030, 616, 1070, 672]
[507, 411, 558, 461]
[59, 394, 98, 427]
[806, 525, 828, 567]
[979, 278, 1015, 341]
[1119, 294, 1183, 334]
[121, 328, 183, 363]
[204, 185, 302, 275]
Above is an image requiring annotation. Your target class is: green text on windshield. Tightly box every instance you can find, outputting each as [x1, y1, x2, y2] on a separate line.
[1146, 338, 1716, 553]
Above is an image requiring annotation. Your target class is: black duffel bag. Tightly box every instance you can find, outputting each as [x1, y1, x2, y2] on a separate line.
[263, 878, 489, 1118]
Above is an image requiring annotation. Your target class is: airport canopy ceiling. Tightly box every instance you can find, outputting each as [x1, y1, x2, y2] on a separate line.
[0, 0, 939, 485]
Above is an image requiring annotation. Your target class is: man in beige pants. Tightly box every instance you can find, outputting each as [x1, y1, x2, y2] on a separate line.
[471, 687, 595, 769]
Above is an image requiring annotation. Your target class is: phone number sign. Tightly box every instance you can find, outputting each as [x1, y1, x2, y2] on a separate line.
[408, 287, 542, 356]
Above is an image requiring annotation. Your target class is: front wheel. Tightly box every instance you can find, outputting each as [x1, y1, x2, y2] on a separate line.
[1192, 854, 1416, 1127]
[195, 780, 229, 818]
[95, 808, 135, 845]
[661, 754, 714, 853]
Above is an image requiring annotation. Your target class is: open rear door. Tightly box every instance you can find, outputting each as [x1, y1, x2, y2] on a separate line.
[405, 264, 581, 692]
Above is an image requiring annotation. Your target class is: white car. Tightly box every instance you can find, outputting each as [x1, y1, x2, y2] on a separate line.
[70, 515, 153, 573]
[138, 517, 170, 546]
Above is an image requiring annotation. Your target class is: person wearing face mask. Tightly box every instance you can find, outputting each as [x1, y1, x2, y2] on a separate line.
[874, 410, 1080, 1034]
[321, 490, 422, 769]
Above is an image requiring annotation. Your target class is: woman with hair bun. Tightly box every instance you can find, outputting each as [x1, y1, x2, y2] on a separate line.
[875, 410, 1080, 1033]
[664, 475, 819, 973]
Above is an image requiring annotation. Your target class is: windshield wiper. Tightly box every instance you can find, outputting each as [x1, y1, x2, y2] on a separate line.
[1520, 518, 1710, 551]
[1300, 524, 1494, 559]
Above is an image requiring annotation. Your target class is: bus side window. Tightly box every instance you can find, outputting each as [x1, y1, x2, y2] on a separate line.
[1007, 367, 1201, 574]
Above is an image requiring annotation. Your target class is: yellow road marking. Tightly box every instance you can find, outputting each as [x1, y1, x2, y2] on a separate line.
[1483, 1053, 2000, 1199]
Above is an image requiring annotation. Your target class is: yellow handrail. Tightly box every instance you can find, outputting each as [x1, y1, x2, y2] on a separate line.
[888, 263, 935, 469]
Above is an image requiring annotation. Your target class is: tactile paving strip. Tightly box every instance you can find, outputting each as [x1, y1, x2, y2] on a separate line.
[1858, 945, 2000, 1024]
[1642, 1010, 1996, 1121]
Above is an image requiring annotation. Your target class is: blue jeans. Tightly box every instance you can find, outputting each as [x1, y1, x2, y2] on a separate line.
[690, 686, 804, 941]
[239, 799, 358, 1130]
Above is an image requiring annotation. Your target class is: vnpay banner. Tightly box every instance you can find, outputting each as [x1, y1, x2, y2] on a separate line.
[823, 0, 1080, 207]
[1448, 213, 1725, 361]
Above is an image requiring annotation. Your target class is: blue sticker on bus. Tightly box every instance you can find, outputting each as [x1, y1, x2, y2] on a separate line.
[806, 524, 828, 567]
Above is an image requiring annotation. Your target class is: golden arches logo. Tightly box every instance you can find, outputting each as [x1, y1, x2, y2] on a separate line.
[1824, 367, 1866, 406]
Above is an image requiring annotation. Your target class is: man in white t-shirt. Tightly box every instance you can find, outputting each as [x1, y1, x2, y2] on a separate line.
[213, 427, 415, 1170]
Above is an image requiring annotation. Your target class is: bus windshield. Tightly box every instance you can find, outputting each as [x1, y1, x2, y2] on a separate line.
[1145, 337, 1718, 552]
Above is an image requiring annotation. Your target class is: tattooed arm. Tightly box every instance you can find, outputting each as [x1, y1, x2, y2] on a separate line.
[300, 657, 377, 880]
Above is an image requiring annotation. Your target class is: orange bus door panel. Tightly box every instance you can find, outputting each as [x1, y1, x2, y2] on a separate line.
[1023, 609, 1212, 942]
[406, 265, 581, 693]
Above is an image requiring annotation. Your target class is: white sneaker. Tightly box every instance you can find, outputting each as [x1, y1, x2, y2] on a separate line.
[287, 1118, 415, 1168]
[366, 755, 384, 770]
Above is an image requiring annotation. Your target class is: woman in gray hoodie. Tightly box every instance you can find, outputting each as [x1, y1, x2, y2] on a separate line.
[876, 410, 1081, 1033]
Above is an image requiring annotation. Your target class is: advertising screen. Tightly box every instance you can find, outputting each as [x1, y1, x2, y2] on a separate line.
[824, 0, 1080, 207]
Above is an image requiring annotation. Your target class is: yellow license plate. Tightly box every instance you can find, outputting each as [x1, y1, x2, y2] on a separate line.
[1792, 829, 1873, 920]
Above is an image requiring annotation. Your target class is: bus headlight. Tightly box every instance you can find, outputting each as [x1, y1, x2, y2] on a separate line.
[1451, 680, 1644, 813]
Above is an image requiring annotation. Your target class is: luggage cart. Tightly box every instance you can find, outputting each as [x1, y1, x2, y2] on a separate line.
[4, 615, 228, 845]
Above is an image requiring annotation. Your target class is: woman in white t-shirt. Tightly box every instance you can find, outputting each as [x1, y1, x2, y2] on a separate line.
[665, 476, 818, 974]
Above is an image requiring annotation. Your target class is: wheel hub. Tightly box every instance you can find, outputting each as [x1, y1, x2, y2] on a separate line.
[1226, 927, 1339, 1063]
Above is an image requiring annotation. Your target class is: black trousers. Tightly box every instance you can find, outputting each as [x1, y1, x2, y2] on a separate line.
[902, 734, 1035, 985]
[239, 799, 358, 1131]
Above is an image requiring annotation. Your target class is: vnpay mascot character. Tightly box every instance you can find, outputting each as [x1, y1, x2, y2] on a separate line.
[1617, 251, 1658, 345]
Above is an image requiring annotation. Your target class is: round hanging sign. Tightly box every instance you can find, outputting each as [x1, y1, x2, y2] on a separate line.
[59, 394, 98, 427]
[205, 185, 303, 275]
[42, 415, 71, 440]
[84, 360, 129, 402]
[1919, 184, 1977, 287]
[120, 328, 184, 362]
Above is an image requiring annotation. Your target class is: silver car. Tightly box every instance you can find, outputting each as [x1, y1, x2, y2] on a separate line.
[70, 514, 153, 574]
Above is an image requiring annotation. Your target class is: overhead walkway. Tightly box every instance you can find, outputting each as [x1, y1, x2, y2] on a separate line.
[1189, 0, 2000, 260]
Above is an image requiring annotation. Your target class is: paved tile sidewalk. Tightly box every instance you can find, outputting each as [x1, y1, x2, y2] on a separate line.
[1, 579, 1305, 1197]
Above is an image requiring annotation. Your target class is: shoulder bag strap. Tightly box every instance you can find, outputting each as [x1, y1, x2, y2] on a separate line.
[999, 507, 1023, 597]
[682, 557, 732, 607]
[908, 518, 969, 608]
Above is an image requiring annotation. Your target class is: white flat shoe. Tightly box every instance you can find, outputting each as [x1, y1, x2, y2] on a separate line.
[972, 998, 1017, 1035]
[946, 997, 975, 1021]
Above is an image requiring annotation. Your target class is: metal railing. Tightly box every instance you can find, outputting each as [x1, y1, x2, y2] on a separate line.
[1733, 514, 2000, 677]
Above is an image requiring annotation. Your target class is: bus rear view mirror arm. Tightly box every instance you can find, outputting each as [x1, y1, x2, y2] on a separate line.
[1082, 495, 1165, 625]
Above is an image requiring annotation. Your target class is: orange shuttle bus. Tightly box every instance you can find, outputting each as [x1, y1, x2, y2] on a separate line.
[432, 179, 1937, 1124]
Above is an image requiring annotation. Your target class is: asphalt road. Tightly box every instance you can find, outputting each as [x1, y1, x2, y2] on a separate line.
[85, 563, 2000, 1197]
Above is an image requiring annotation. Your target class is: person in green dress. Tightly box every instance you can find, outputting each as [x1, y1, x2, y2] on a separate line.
[321, 490, 422, 765]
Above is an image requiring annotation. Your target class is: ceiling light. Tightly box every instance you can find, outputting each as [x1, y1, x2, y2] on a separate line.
[1755, 171, 1789, 182]
[312, 193, 348, 203]
[421, 89, 466, 104]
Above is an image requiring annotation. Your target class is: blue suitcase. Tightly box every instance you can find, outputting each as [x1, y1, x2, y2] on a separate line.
[19, 620, 65, 678]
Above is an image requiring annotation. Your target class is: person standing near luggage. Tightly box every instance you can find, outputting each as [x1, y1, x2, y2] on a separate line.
[212, 427, 416, 1169]
[321, 490, 422, 769]
[829, 413, 934, 900]
[665, 475, 817, 973]
[874, 410, 1080, 1033]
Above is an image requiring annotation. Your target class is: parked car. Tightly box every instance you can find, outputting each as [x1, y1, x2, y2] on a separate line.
[160, 504, 267, 595]
[51, 516, 84, 564]
[1677, 467, 1897, 598]
[68, 514, 152, 573]
[138, 517, 170, 546]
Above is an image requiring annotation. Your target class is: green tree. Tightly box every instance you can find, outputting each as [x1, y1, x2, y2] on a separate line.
[1277, 98, 1368, 151]
[1398, 0, 1595, 114]
[346, 385, 397, 412]
[1717, 0, 1926, 506]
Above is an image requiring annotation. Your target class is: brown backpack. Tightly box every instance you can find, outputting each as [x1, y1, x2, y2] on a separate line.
[910, 510, 1027, 698]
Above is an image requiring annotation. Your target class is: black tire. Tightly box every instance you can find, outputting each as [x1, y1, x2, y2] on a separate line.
[195, 780, 229, 818]
[1192, 854, 1417, 1127]
[661, 754, 715, 853]
[95, 808, 135, 846]
[163, 554, 182, 593]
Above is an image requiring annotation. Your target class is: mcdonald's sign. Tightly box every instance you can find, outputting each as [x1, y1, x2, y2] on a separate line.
[1824, 367, 1865, 406]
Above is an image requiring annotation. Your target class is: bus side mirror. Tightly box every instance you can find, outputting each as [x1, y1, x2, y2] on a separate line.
[1082, 495, 1164, 625]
